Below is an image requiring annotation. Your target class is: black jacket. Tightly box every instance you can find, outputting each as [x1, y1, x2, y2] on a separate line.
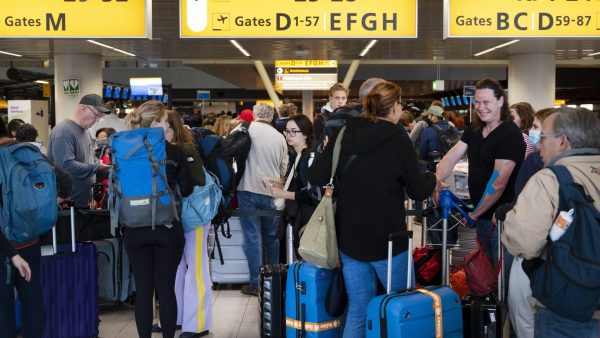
[308, 117, 436, 261]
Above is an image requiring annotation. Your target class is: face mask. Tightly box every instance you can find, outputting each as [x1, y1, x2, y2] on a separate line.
[529, 129, 541, 146]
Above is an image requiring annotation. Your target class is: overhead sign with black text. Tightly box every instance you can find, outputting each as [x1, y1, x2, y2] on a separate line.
[445, 0, 600, 38]
[275, 60, 338, 91]
[0, 0, 151, 38]
[181, 0, 417, 38]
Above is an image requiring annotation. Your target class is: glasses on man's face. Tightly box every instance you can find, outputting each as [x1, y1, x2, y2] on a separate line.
[283, 129, 301, 137]
[539, 132, 562, 144]
[87, 106, 103, 119]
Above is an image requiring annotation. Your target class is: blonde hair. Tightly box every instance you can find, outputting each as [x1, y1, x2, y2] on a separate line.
[125, 101, 166, 130]
[361, 82, 402, 122]
[213, 115, 233, 137]
[167, 110, 194, 145]
[228, 118, 243, 132]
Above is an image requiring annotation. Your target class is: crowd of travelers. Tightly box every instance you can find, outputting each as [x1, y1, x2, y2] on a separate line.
[0, 77, 598, 338]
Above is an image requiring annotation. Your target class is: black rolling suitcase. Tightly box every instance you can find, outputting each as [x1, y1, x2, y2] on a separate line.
[258, 224, 294, 338]
[462, 221, 506, 338]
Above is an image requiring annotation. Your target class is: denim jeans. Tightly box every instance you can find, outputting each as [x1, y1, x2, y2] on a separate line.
[0, 243, 43, 338]
[339, 250, 414, 338]
[534, 307, 599, 338]
[237, 191, 280, 289]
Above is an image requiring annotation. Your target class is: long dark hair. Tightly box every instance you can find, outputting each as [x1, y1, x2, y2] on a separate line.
[287, 114, 314, 155]
[472, 78, 510, 131]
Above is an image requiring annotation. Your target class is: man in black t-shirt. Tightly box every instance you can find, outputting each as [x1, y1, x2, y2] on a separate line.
[435, 78, 525, 266]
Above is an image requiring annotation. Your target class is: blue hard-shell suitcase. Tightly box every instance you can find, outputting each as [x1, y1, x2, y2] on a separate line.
[365, 230, 463, 338]
[285, 261, 341, 338]
[41, 207, 99, 338]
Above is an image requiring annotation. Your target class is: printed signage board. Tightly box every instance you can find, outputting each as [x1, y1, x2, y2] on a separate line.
[181, 0, 417, 38]
[0, 0, 151, 38]
[445, 0, 600, 38]
[275, 60, 338, 91]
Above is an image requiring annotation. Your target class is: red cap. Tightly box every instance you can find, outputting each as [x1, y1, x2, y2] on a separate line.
[239, 109, 254, 122]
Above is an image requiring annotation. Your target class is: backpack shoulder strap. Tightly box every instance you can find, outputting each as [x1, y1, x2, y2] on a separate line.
[548, 165, 576, 213]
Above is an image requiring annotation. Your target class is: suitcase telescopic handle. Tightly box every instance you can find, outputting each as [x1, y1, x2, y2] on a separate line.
[52, 205, 77, 255]
[286, 223, 294, 265]
[387, 230, 413, 295]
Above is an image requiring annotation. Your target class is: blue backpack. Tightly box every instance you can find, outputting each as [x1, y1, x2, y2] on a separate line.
[0, 142, 58, 243]
[108, 128, 177, 234]
[191, 127, 235, 200]
[181, 170, 223, 232]
[527, 165, 600, 322]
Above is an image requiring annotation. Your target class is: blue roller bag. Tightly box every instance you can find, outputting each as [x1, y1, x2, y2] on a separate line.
[41, 242, 99, 338]
[365, 285, 463, 338]
[285, 261, 341, 338]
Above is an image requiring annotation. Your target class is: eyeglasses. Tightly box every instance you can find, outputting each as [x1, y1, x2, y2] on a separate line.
[283, 129, 301, 137]
[86, 106, 103, 119]
[539, 133, 562, 144]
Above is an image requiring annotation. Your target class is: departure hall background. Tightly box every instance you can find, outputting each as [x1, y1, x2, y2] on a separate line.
[0, 0, 598, 337]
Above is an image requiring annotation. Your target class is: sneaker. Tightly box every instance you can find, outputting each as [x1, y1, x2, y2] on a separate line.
[152, 324, 182, 333]
[241, 284, 258, 296]
[179, 331, 209, 338]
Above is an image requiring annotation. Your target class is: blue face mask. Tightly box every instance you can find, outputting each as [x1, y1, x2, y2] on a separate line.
[529, 129, 541, 146]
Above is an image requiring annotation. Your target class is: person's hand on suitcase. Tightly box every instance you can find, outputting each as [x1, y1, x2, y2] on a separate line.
[11, 254, 31, 282]
[57, 196, 72, 209]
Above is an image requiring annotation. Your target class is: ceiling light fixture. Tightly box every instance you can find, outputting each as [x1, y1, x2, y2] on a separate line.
[87, 40, 136, 57]
[587, 51, 600, 56]
[34, 80, 49, 84]
[0, 50, 22, 57]
[473, 39, 520, 57]
[230, 40, 251, 57]
[359, 40, 378, 57]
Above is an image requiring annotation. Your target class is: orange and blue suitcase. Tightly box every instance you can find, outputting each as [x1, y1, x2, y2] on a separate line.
[41, 207, 99, 338]
[365, 231, 463, 338]
[285, 261, 341, 337]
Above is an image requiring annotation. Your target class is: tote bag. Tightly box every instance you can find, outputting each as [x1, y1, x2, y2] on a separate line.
[298, 127, 346, 269]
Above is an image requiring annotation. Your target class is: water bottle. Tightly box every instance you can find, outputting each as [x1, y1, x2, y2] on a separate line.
[549, 209, 574, 241]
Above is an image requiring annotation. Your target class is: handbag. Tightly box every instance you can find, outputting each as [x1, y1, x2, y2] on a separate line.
[297, 126, 346, 269]
[181, 170, 223, 232]
[464, 239, 501, 296]
[325, 267, 347, 317]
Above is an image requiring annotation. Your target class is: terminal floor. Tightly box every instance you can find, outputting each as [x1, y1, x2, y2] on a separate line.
[98, 286, 258, 338]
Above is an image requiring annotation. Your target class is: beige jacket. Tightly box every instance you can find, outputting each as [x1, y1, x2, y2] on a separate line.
[502, 151, 600, 319]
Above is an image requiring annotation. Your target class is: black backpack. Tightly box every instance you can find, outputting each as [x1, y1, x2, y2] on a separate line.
[314, 103, 361, 153]
[221, 121, 252, 184]
[431, 124, 461, 155]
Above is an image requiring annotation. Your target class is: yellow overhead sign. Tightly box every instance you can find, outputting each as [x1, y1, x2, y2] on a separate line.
[445, 0, 600, 38]
[0, 0, 151, 38]
[181, 0, 417, 38]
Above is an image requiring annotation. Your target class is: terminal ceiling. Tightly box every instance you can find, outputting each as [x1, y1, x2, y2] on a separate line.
[0, 0, 598, 98]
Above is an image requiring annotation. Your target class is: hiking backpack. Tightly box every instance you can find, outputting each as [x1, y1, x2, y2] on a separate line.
[0, 141, 58, 243]
[525, 165, 600, 322]
[431, 124, 462, 155]
[221, 121, 252, 184]
[108, 128, 178, 234]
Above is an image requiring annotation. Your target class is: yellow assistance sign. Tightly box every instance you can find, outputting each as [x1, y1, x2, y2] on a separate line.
[181, 0, 417, 38]
[275, 60, 338, 91]
[0, 0, 150, 38]
[445, 0, 600, 38]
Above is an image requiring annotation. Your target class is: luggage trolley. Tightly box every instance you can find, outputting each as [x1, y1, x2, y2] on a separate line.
[438, 188, 474, 284]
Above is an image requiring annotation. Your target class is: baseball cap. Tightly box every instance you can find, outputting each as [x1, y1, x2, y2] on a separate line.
[239, 109, 254, 123]
[423, 105, 444, 117]
[79, 94, 110, 113]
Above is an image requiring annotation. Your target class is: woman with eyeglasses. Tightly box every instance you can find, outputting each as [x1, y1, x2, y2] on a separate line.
[269, 114, 318, 258]
[308, 81, 437, 338]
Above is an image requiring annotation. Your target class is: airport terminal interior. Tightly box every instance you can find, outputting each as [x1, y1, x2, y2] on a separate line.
[0, 0, 599, 337]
